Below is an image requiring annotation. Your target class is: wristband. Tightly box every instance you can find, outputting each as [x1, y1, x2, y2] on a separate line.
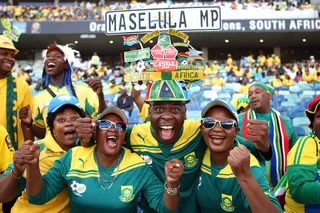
[24, 121, 33, 130]
[164, 181, 180, 196]
[11, 169, 22, 180]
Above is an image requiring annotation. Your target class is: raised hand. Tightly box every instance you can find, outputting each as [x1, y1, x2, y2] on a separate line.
[165, 158, 184, 188]
[247, 119, 270, 153]
[12, 150, 27, 177]
[88, 77, 103, 95]
[228, 144, 251, 181]
[75, 117, 96, 146]
[19, 105, 33, 126]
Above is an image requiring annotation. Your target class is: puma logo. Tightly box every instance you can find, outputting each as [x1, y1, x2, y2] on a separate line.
[78, 158, 87, 168]
[138, 134, 147, 143]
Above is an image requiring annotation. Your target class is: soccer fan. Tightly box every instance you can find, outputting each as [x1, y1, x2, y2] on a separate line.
[25, 106, 183, 213]
[0, 35, 33, 149]
[0, 94, 86, 213]
[19, 44, 106, 139]
[283, 95, 320, 213]
[238, 82, 298, 188]
[198, 99, 282, 213]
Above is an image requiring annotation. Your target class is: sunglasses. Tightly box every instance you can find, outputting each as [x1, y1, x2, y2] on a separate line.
[201, 118, 237, 130]
[97, 120, 127, 132]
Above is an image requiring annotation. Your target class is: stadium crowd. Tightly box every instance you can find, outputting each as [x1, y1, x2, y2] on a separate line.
[0, 0, 315, 22]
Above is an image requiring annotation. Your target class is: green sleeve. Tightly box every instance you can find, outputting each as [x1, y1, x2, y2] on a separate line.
[141, 166, 178, 213]
[1, 162, 26, 198]
[287, 164, 320, 204]
[237, 113, 245, 137]
[28, 150, 71, 205]
[283, 117, 298, 149]
[236, 135, 271, 163]
[244, 166, 283, 212]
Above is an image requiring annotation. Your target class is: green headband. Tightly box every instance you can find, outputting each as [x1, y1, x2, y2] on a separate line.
[249, 82, 275, 94]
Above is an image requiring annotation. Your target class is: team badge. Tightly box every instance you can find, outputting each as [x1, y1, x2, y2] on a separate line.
[220, 194, 235, 212]
[140, 154, 153, 165]
[184, 152, 198, 168]
[70, 180, 86, 197]
[119, 185, 135, 203]
[5, 135, 13, 149]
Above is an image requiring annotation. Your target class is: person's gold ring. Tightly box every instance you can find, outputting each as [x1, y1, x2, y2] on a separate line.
[175, 163, 180, 168]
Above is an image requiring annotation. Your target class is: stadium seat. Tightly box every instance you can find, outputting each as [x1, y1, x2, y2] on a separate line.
[203, 90, 218, 100]
[294, 126, 305, 137]
[281, 101, 295, 108]
[289, 85, 302, 94]
[218, 93, 232, 99]
[212, 86, 223, 93]
[278, 90, 290, 96]
[128, 115, 143, 124]
[292, 117, 310, 127]
[187, 110, 201, 120]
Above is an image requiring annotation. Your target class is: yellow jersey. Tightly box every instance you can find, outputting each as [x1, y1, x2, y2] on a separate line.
[0, 77, 32, 148]
[212, 78, 225, 87]
[32, 83, 99, 129]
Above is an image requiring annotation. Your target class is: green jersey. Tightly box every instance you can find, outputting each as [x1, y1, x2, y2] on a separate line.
[125, 120, 270, 213]
[28, 146, 176, 213]
[197, 141, 283, 213]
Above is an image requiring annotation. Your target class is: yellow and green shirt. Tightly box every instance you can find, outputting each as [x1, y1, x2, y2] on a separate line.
[32, 83, 99, 129]
[284, 133, 320, 213]
[197, 143, 282, 213]
[28, 146, 175, 213]
[0, 77, 33, 148]
[1, 133, 69, 213]
[0, 125, 14, 213]
[138, 103, 150, 123]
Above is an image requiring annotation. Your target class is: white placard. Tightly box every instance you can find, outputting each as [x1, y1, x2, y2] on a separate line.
[105, 7, 221, 35]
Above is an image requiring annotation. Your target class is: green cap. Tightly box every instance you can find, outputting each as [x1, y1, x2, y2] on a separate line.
[145, 80, 190, 103]
[249, 82, 275, 94]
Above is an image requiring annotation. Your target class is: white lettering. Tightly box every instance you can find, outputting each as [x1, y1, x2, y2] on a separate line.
[289, 20, 297, 30]
[89, 22, 105, 32]
[223, 22, 242, 31]
[89, 22, 96, 32]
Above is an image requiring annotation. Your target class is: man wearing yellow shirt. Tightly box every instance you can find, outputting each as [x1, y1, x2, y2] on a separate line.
[258, 51, 266, 67]
[226, 54, 233, 66]
[211, 61, 220, 74]
[269, 72, 283, 88]
[0, 35, 32, 150]
[266, 55, 274, 68]
[211, 72, 225, 87]
[238, 79, 250, 94]
[303, 70, 314, 83]
[283, 74, 295, 87]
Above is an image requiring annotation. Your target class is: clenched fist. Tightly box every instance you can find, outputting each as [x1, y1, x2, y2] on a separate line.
[88, 77, 103, 95]
[247, 119, 270, 153]
[165, 159, 184, 188]
[228, 144, 251, 181]
[19, 105, 32, 126]
[19, 140, 40, 165]
[75, 117, 96, 146]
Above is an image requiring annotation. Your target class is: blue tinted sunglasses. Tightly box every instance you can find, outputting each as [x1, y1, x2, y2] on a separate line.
[97, 120, 127, 132]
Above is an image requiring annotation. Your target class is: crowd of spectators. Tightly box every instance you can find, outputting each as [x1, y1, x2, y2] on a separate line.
[0, 0, 314, 22]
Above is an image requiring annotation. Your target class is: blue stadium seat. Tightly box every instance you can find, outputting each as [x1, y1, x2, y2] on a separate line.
[292, 117, 310, 127]
[187, 110, 202, 120]
[289, 85, 302, 94]
[294, 126, 305, 137]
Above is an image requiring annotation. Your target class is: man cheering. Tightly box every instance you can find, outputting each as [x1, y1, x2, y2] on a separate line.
[238, 82, 298, 187]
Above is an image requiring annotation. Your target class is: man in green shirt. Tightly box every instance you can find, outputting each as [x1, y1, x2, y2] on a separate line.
[238, 82, 298, 188]
[77, 80, 272, 213]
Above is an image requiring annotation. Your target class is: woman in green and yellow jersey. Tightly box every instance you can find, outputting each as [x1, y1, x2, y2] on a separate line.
[0, 94, 86, 213]
[25, 107, 183, 213]
[197, 99, 282, 213]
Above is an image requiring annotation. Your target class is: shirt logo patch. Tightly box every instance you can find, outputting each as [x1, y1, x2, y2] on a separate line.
[5, 135, 13, 149]
[184, 152, 198, 168]
[220, 194, 235, 212]
[140, 154, 152, 165]
[70, 181, 86, 197]
[119, 185, 135, 203]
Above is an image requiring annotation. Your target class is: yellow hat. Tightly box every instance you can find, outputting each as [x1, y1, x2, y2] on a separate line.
[0, 35, 19, 55]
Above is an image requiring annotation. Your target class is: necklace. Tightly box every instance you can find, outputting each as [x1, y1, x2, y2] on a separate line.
[95, 153, 121, 191]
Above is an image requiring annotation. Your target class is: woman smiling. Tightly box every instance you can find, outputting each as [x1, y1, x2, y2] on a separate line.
[24, 106, 183, 213]
[197, 99, 282, 213]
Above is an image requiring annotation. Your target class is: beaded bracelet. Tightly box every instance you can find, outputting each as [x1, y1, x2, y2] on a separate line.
[164, 181, 180, 196]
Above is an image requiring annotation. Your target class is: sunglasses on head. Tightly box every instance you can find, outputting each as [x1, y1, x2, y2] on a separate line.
[201, 118, 237, 130]
[97, 120, 127, 132]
